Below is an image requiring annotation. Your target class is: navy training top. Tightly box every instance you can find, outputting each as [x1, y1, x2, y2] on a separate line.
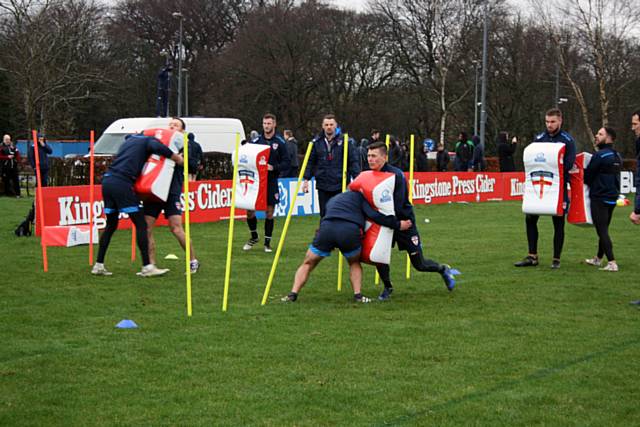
[105, 134, 174, 184]
[584, 145, 621, 203]
[322, 190, 401, 230]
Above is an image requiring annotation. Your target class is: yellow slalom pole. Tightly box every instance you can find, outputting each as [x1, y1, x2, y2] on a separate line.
[183, 132, 193, 316]
[337, 133, 349, 292]
[223, 133, 241, 312]
[262, 141, 314, 305]
[406, 134, 415, 279]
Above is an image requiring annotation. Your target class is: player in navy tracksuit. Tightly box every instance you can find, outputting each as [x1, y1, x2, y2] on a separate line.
[515, 108, 576, 269]
[282, 190, 412, 303]
[583, 127, 622, 272]
[302, 114, 361, 217]
[243, 113, 291, 253]
[366, 141, 456, 301]
[144, 118, 199, 274]
[92, 133, 183, 277]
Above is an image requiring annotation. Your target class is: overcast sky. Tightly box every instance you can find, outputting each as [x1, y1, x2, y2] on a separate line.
[329, 0, 532, 15]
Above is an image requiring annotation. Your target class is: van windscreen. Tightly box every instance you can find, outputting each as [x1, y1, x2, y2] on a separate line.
[94, 133, 128, 154]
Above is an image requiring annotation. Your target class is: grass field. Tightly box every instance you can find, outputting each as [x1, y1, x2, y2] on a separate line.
[1, 195, 639, 426]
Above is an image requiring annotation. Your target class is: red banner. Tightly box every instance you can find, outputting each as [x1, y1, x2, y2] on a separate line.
[39, 180, 244, 234]
[38, 173, 526, 235]
[409, 172, 525, 204]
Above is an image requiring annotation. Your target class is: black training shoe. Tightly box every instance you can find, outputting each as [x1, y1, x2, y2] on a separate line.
[551, 260, 561, 269]
[514, 255, 539, 267]
[378, 287, 393, 301]
[281, 292, 298, 302]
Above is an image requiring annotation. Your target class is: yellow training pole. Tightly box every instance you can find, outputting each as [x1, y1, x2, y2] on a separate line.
[183, 132, 193, 316]
[223, 133, 242, 312]
[406, 134, 415, 279]
[337, 133, 349, 292]
[261, 141, 314, 305]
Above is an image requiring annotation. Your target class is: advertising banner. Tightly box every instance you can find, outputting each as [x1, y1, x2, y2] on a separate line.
[39, 173, 529, 236]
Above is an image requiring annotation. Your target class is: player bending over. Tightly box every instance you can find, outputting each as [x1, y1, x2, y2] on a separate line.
[282, 190, 411, 303]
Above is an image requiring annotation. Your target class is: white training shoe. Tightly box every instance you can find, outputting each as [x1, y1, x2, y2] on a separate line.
[584, 257, 602, 266]
[91, 263, 113, 276]
[138, 264, 170, 277]
[243, 238, 258, 251]
[264, 245, 273, 253]
[190, 260, 200, 274]
[599, 262, 619, 272]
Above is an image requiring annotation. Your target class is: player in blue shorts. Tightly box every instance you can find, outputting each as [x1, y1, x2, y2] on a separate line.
[91, 133, 183, 277]
[366, 141, 456, 301]
[281, 190, 412, 303]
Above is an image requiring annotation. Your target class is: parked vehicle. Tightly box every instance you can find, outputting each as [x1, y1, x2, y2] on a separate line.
[94, 117, 246, 155]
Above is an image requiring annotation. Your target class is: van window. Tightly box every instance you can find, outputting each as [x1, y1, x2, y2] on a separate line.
[95, 133, 128, 154]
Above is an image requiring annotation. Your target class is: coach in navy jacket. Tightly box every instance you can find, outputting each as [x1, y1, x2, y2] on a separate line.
[302, 114, 360, 217]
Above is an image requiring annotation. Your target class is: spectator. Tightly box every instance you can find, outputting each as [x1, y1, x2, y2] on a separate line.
[436, 142, 450, 171]
[282, 129, 299, 178]
[414, 140, 428, 172]
[388, 136, 404, 170]
[472, 135, 486, 172]
[186, 133, 203, 181]
[399, 140, 410, 171]
[370, 129, 382, 145]
[358, 138, 369, 171]
[454, 132, 474, 171]
[0, 134, 21, 197]
[497, 131, 517, 172]
[28, 134, 53, 187]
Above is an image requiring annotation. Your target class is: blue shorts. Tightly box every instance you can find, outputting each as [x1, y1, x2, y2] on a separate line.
[102, 175, 141, 215]
[143, 192, 183, 219]
[310, 220, 362, 258]
[394, 223, 421, 253]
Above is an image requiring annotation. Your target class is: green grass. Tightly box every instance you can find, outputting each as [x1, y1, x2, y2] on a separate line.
[1, 196, 638, 426]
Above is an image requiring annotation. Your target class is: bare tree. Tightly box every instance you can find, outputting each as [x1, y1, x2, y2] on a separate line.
[371, 0, 484, 144]
[531, 0, 639, 138]
[106, 0, 253, 117]
[0, 0, 109, 132]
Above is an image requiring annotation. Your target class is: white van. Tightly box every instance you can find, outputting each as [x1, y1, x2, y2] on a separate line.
[94, 117, 246, 154]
